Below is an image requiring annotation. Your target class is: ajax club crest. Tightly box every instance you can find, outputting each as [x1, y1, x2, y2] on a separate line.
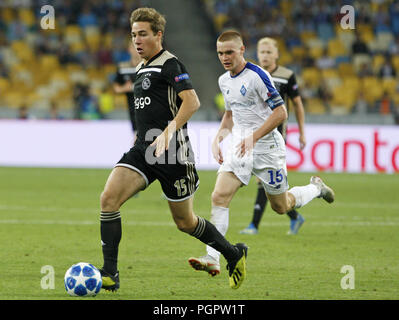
[142, 77, 151, 90]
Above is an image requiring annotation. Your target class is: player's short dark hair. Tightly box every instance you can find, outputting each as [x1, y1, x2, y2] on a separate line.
[217, 30, 244, 45]
[130, 7, 166, 36]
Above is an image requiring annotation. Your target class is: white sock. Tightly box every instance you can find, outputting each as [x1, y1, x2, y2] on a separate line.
[289, 184, 320, 208]
[206, 206, 229, 263]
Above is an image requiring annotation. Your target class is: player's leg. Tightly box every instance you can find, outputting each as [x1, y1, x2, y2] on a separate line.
[205, 172, 242, 262]
[188, 171, 242, 276]
[169, 196, 248, 289]
[267, 175, 335, 215]
[188, 171, 243, 274]
[99, 166, 146, 291]
[240, 177, 268, 234]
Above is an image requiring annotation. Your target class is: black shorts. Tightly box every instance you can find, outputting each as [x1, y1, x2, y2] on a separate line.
[115, 142, 199, 202]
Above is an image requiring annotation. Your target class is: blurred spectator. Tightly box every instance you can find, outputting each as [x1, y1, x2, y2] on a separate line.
[375, 91, 395, 115]
[393, 106, 399, 125]
[358, 62, 374, 78]
[378, 55, 397, 78]
[317, 77, 332, 113]
[352, 91, 370, 114]
[214, 92, 225, 121]
[301, 46, 315, 68]
[0, 61, 9, 78]
[98, 86, 115, 119]
[300, 80, 318, 102]
[390, 2, 399, 36]
[373, 5, 391, 33]
[388, 35, 399, 55]
[46, 102, 64, 120]
[97, 40, 113, 65]
[78, 4, 98, 28]
[57, 42, 78, 65]
[7, 17, 27, 41]
[73, 83, 101, 120]
[316, 47, 336, 69]
[352, 32, 370, 55]
[18, 105, 32, 119]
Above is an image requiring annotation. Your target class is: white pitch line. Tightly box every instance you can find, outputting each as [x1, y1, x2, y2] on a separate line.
[1, 201, 399, 213]
[0, 219, 398, 227]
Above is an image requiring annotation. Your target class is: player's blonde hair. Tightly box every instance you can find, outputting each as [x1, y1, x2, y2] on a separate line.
[130, 7, 166, 37]
[217, 30, 244, 46]
[257, 37, 279, 51]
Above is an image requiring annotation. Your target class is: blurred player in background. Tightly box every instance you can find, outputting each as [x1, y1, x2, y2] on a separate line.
[240, 37, 307, 236]
[99, 8, 248, 292]
[113, 42, 142, 138]
[188, 31, 334, 277]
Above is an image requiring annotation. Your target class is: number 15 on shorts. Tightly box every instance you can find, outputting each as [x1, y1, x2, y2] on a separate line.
[267, 168, 283, 185]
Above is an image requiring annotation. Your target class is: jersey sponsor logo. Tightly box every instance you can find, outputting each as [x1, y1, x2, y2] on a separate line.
[240, 85, 247, 96]
[174, 73, 189, 82]
[142, 77, 151, 90]
[134, 96, 151, 109]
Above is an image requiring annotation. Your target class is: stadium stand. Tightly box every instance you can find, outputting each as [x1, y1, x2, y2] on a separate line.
[0, 0, 398, 121]
[202, 0, 399, 118]
[0, 0, 144, 119]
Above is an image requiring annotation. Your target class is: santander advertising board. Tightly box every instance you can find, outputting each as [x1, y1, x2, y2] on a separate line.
[285, 124, 399, 174]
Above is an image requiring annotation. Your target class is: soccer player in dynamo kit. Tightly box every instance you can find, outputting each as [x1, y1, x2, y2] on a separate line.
[240, 37, 307, 235]
[188, 31, 334, 276]
[98, 8, 248, 291]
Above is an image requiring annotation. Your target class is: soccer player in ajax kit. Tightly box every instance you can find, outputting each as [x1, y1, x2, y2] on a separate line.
[98, 8, 248, 291]
[188, 31, 335, 276]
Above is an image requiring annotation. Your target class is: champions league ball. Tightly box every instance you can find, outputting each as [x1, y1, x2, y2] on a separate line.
[64, 262, 102, 297]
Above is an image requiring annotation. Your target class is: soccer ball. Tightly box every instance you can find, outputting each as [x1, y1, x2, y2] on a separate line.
[64, 262, 102, 297]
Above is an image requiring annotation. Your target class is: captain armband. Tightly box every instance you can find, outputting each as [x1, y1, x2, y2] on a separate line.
[266, 91, 284, 110]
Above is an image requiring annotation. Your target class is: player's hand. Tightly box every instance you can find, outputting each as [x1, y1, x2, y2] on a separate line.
[151, 130, 172, 157]
[212, 140, 224, 164]
[299, 134, 306, 150]
[236, 134, 254, 158]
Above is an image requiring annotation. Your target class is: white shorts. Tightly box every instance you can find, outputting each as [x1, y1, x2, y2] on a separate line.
[218, 145, 289, 195]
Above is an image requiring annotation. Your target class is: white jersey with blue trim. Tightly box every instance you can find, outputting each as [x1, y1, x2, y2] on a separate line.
[218, 61, 285, 154]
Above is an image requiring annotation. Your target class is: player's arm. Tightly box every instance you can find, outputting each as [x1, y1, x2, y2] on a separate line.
[173, 89, 201, 130]
[113, 81, 134, 94]
[254, 104, 287, 141]
[212, 110, 233, 164]
[113, 65, 136, 94]
[151, 89, 200, 157]
[291, 95, 306, 150]
[237, 75, 287, 157]
[237, 104, 287, 157]
[215, 110, 233, 143]
[288, 73, 306, 150]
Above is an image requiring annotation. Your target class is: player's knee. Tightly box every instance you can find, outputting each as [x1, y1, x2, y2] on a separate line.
[175, 218, 195, 234]
[100, 190, 120, 212]
[211, 190, 229, 207]
[270, 202, 288, 215]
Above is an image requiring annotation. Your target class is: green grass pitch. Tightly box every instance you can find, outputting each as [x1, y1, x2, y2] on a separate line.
[0, 167, 398, 300]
